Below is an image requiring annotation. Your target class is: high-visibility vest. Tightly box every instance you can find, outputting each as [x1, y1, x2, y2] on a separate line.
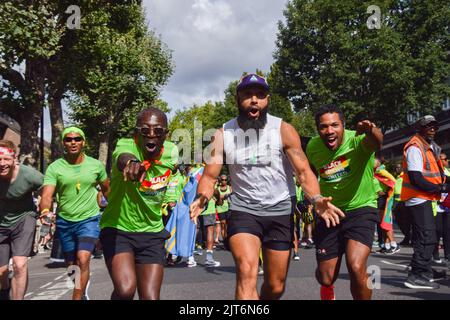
[400, 134, 446, 201]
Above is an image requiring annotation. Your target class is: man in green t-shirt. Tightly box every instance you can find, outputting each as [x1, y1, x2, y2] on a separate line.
[0, 140, 43, 300]
[216, 174, 232, 247]
[99, 107, 178, 300]
[40, 127, 110, 300]
[306, 104, 383, 300]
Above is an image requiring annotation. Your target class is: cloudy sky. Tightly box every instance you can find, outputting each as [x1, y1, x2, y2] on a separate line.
[42, 0, 288, 140]
[143, 0, 288, 116]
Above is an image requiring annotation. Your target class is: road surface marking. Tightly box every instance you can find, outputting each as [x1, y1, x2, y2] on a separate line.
[380, 260, 409, 269]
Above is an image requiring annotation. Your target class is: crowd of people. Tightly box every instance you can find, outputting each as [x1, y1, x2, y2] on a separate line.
[0, 73, 449, 300]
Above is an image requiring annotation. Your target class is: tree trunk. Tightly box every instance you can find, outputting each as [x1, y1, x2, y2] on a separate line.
[18, 104, 42, 168]
[98, 130, 110, 167]
[18, 59, 46, 170]
[48, 86, 65, 161]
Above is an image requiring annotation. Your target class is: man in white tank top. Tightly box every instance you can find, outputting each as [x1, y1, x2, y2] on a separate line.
[190, 73, 344, 300]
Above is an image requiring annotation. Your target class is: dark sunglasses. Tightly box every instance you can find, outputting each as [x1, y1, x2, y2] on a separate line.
[136, 126, 167, 137]
[425, 125, 439, 131]
[64, 137, 83, 143]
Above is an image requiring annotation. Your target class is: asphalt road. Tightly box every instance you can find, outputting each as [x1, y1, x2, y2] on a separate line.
[23, 233, 450, 301]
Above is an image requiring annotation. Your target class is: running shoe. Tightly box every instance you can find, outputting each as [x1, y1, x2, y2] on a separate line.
[404, 274, 439, 289]
[293, 253, 300, 261]
[186, 258, 197, 268]
[422, 269, 447, 282]
[258, 266, 264, 276]
[83, 280, 90, 300]
[320, 285, 335, 300]
[305, 239, 314, 249]
[385, 246, 400, 255]
[205, 259, 221, 267]
[166, 256, 175, 266]
[378, 247, 387, 254]
[433, 257, 443, 264]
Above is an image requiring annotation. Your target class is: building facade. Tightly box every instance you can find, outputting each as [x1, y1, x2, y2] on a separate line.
[381, 103, 450, 163]
[0, 111, 21, 151]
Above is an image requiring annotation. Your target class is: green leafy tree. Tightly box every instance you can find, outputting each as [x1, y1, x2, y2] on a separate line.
[169, 70, 308, 163]
[68, 3, 173, 169]
[0, 0, 63, 167]
[271, 0, 449, 131]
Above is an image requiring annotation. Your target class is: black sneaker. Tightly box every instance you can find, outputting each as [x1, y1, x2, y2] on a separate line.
[93, 251, 103, 259]
[378, 247, 387, 254]
[423, 269, 447, 282]
[386, 246, 400, 255]
[404, 274, 440, 289]
[399, 239, 411, 247]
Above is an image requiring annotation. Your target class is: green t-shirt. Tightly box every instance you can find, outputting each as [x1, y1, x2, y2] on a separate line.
[202, 197, 217, 216]
[100, 139, 178, 232]
[306, 130, 377, 211]
[163, 171, 186, 204]
[373, 177, 387, 194]
[394, 175, 403, 201]
[294, 178, 304, 202]
[216, 185, 231, 213]
[43, 155, 107, 222]
[0, 165, 43, 227]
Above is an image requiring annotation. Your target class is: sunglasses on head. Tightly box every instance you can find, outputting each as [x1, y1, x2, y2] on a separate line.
[64, 137, 83, 143]
[136, 126, 167, 137]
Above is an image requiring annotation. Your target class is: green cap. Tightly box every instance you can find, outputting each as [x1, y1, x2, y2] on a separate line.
[61, 126, 85, 141]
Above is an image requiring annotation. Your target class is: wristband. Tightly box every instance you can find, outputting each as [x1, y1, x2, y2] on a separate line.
[40, 208, 50, 215]
[310, 194, 324, 205]
[194, 193, 209, 203]
[126, 159, 140, 167]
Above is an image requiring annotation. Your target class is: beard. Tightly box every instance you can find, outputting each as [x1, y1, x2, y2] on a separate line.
[237, 106, 268, 131]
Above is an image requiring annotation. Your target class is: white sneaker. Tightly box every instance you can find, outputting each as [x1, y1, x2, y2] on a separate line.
[205, 260, 221, 267]
[186, 258, 197, 268]
[84, 279, 90, 300]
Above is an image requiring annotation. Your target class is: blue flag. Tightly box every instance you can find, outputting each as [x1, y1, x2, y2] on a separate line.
[165, 167, 204, 257]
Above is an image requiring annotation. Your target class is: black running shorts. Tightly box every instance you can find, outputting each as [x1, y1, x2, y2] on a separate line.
[315, 206, 378, 262]
[227, 211, 294, 251]
[100, 227, 170, 265]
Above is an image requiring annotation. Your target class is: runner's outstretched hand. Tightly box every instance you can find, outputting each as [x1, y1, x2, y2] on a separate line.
[314, 196, 345, 228]
[189, 197, 207, 225]
[123, 160, 146, 182]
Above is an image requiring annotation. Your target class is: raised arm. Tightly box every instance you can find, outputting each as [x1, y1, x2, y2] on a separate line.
[117, 153, 147, 182]
[357, 120, 383, 152]
[189, 128, 224, 224]
[281, 122, 345, 227]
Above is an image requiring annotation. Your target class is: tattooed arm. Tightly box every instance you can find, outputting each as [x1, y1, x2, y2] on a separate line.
[281, 122, 345, 227]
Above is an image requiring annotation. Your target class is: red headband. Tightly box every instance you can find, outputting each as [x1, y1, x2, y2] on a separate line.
[0, 147, 15, 157]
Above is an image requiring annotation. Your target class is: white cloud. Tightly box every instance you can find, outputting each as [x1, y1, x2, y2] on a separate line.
[143, 0, 288, 117]
[190, 0, 233, 32]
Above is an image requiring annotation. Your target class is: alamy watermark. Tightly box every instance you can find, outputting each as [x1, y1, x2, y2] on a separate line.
[66, 5, 81, 30]
[367, 5, 381, 30]
[169, 121, 285, 169]
[66, 265, 81, 290]
[367, 265, 381, 290]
